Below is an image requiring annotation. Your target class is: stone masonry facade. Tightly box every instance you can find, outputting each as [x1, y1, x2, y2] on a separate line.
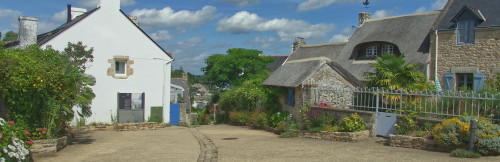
[430, 28, 500, 87]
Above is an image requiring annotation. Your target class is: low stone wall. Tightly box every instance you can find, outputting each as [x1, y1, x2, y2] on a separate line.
[295, 130, 370, 142]
[31, 134, 73, 153]
[389, 134, 449, 152]
[114, 122, 166, 131]
[309, 107, 377, 137]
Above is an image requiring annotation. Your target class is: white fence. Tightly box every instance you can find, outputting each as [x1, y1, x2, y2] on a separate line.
[313, 87, 500, 122]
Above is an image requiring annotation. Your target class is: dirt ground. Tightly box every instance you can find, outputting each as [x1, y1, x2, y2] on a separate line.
[197, 124, 500, 162]
[32, 126, 199, 162]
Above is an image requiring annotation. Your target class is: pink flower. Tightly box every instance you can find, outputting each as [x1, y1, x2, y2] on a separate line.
[8, 121, 14, 125]
[27, 141, 32, 145]
[24, 130, 29, 135]
[38, 128, 43, 131]
[43, 128, 46, 130]
[42, 131, 46, 134]
[0, 134, 2, 140]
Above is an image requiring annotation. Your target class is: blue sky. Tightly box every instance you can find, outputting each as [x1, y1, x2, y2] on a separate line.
[0, 0, 447, 74]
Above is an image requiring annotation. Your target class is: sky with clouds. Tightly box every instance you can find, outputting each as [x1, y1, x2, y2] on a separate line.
[0, 0, 448, 74]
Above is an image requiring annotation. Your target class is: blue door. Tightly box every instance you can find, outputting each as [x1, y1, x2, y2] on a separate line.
[170, 104, 180, 126]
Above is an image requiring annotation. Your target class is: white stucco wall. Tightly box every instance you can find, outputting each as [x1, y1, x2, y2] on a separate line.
[41, 2, 172, 123]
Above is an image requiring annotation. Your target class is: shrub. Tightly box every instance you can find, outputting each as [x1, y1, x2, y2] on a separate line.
[147, 115, 163, 123]
[277, 121, 287, 132]
[200, 114, 212, 125]
[0, 118, 32, 161]
[268, 111, 289, 128]
[339, 113, 366, 132]
[450, 149, 481, 158]
[228, 111, 249, 125]
[250, 110, 268, 128]
[433, 117, 470, 148]
[395, 113, 418, 135]
[279, 132, 298, 138]
[324, 125, 339, 132]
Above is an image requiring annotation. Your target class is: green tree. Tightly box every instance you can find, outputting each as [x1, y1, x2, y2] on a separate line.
[201, 48, 274, 88]
[363, 53, 430, 90]
[172, 66, 184, 78]
[1, 31, 18, 43]
[0, 42, 95, 138]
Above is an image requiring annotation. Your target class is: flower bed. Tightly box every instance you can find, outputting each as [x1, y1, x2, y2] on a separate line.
[294, 130, 370, 142]
[30, 134, 73, 153]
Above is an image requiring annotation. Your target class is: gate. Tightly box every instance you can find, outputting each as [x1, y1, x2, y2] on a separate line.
[170, 104, 180, 126]
[376, 112, 397, 137]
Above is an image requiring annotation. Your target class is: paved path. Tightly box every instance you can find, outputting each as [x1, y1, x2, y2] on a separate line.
[197, 124, 500, 162]
[33, 126, 199, 162]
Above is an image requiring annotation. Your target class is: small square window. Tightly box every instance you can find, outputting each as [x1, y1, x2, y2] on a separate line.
[115, 61, 126, 74]
[382, 45, 394, 55]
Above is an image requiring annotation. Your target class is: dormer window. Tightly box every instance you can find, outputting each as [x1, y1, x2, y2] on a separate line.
[353, 42, 400, 60]
[457, 20, 475, 44]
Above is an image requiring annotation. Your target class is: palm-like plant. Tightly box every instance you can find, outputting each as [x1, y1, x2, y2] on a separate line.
[363, 53, 428, 90]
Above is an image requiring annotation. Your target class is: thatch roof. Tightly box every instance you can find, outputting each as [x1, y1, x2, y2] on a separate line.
[285, 43, 346, 63]
[263, 60, 323, 87]
[334, 11, 440, 81]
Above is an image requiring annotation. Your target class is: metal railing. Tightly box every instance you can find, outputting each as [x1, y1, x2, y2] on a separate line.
[313, 87, 500, 122]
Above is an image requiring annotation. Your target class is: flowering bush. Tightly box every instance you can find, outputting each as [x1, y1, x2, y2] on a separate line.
[228, 111, 249, 125]
[339, 113, 366, 132]
[0, 118, 32, 161]
[433, 117, 470, 148]
[317, 101, 331, 108]
[249, 110, 268, 128]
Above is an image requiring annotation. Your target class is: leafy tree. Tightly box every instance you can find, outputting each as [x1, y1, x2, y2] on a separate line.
[363, 53, 430, 90]
[172, 66, 184, 78]
[0, 42, 95, 138]
[201, 48, 274, 88]
[1, 31, 18, 43]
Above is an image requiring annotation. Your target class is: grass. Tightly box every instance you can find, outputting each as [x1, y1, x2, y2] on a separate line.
[450, 149, 481, 158]
[279, 132, 298, 138]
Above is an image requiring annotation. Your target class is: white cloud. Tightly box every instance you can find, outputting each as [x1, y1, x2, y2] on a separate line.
[0, 9, 21, 20]
[297, 0, 357, 12]
[414, 7, 427, 14]
[371, 10, 397, 19]
[0, 9, 22, 32]
[149, 30, 174, 42]
[177, 37, 205, 48]
[217, 11, 335, 41]
[245, 36, 277, 49]
[130, 6, 217, 31]
[37, 21, 60, 34]
[77, 0, 136, 8]
[51, 9, 67, 22]
[329, 27, 354, 43]
[432, 0, 447, 10]
[217, 0, 260, 6]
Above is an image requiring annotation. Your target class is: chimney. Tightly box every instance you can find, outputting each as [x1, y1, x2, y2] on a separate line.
[292, 37, 306, 53]
[98, 0, 120, 10]
[67, 4, 72, 22]
[359, 12, 371, 26]
[18, 16, 38, 47]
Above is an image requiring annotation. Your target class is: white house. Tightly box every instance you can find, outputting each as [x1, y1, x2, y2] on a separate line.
[17, 0, 173, 123]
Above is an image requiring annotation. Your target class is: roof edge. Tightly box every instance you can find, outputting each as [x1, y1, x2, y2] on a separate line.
[366, 11, 441, 23]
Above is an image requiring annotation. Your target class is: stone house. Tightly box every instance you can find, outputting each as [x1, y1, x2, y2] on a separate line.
[12, 0, 174, 123]
[264, 11, 440, 117]
[429, 0, 500, 92]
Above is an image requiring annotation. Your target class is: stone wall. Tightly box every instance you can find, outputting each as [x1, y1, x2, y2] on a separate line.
[280, 86, 303, 122]
[31, 134, 73, 153]
[429, 28, 500, 87]
[114, 122, 166, 131]
[295, 130, 370, 142]
[309, 107, 377, 137]
[389, 134, 450, 152]
[303, 65, 356, 109]
[180, 103, 187, 123]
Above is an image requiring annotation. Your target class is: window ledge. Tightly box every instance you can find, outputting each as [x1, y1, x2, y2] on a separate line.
[353, 60, 376, 64]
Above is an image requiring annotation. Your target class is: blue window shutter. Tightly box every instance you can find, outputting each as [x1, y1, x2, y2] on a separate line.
[473, 73, 485, 92]
[288, 88, 295, 107]
[444, 73, 455, 91]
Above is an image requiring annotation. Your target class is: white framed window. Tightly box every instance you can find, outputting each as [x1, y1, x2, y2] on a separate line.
[115, 61, 126, 74]
[366, 46, 377, 57]
[382, 45, 394, 55]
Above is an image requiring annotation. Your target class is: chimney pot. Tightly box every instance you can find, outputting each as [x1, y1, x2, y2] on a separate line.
[67, 4, 72, 23]
[359, 12, 371, 26]
[292, 37, 306, 53]
[18, 16, 38, 47]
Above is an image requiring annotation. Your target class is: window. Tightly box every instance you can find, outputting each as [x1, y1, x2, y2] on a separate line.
[366, 46, 378, 57]
[288, 88, 295, 107]
[115, 61, 126, 74]
[457, 20, 475, 44]
[382, 45, 394, 55]
[456, 73, 473, 90]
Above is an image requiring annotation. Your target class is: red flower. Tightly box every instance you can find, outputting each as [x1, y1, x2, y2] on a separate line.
[25, 130, 29, 135]
[27, 141, 32, 145]
[42, 131, 46, 134]
[38, 128, 43, 131]
[8, 121, 14, 125]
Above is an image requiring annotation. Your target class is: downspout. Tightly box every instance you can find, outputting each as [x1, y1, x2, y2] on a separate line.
[434, 30, 442, 92]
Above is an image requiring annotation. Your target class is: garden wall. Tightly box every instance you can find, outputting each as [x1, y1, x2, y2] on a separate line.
[114, 122, 166, 131]
[309, 107, 376, 137]
[295, 130, 370, 142]
[31, 134, 73, 153]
